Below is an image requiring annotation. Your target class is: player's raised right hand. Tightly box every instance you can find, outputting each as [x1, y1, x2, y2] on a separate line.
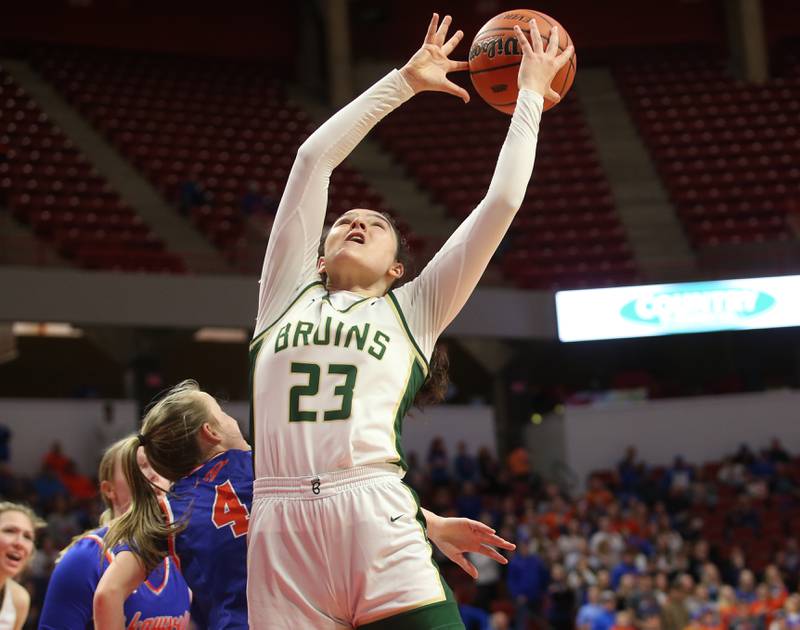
[513, 20, 574, 103]
[399, 13, 470, 103]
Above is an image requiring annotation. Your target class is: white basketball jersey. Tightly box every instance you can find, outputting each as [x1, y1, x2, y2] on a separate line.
[248, 71, 541, 481]
[250, 281, 429, 478]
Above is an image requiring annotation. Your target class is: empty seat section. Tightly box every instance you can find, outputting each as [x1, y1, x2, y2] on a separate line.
[33, 48, 408, 269]
[374, 86, 636, 289]
[0, 66, 184, 273]
[614, 49, 799, 251]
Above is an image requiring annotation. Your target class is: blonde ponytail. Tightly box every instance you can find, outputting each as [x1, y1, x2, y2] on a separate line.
[103, 435, 181, 572]
[103, 380, 216, 572]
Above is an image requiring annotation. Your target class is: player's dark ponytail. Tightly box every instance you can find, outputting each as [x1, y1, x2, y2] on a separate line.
[318, 212, 449, 408]
[104, 379, 214, 572]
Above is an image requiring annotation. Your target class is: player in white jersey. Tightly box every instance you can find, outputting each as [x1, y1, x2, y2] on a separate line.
[248, 12, 573, 629]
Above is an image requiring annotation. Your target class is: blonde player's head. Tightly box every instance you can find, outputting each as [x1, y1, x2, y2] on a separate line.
[317, 209, 411, 295]
[97, 437, 170, 525]
[104, 380, 248, 571]
[0, 502, 44, 579]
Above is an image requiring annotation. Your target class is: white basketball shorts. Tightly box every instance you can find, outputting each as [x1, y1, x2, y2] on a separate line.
[246, 465, 461, 629]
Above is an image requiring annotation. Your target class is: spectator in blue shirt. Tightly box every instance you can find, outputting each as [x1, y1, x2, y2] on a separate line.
[507, 542, 549, 630]
[33, 467, 66, 505]
[617, 446, 642, 496]
[456, 481, 482, 521]
[591, 591, 618, 630]
[611, 548, 641, 590]
[577, 586, 605, 630]
[454, 441, 478, 483]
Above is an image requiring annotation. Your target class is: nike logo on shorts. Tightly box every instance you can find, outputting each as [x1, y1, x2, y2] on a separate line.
[390, 514, 403, 522]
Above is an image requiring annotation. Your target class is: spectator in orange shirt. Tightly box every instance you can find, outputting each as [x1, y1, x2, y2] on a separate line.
[586, 475, 614, 509]
[717, 586, 739, 628]
[765, 565, 788, 610]
[59, 460, 96, 500]
[507, 446, 530, 481]
[751, 584, 775, 628]
[42, 441, 70, 476]
[613, 610, 637, 630]
[540, 496, 572, 539]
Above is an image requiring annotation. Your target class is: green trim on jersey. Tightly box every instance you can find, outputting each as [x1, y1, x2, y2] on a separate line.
[248, 336, 267, 470]
[386, 291, 429, 377]
[389, 358, 426, 471]
[322, 293, 371, 313]
[356, 599, 463, 629]
[251, 280, 325, 347]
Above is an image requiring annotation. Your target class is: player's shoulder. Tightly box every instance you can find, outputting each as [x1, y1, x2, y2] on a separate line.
[54, 529, 108, 579]
[226, 448, 253, 468]
[202, 449, 252, 480]
[68, 527, 108, 556]
[7, 579, 29, 609]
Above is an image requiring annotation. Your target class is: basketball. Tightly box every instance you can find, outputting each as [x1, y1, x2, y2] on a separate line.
[468, 9, 577, 114]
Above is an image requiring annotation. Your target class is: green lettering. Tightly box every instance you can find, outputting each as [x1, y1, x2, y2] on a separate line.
[292, 321, 313, 347]
[334, 321, 344, 346]
[313, 316, 332, 345]
[275, 323, 291, 353]
[345, 323, 369, 351]
[368, 331, 390, 360]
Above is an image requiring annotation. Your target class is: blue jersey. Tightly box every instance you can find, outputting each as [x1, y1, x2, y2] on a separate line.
[163, 449, 252, 629]
[39, 526, 191, 630]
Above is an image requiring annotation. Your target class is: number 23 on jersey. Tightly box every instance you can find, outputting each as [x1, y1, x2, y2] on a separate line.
[289, 362, 358, 423]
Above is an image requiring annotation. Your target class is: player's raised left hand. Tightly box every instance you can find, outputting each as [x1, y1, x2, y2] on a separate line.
[399, 13, 470, 103]
[427, 516, 515, 579]
[513, 20, 574, 102]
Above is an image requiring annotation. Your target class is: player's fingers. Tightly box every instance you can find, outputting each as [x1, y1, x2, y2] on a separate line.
[434, 14, 452, 45]
[441, 29, 463, 56]
[546, 25, 559, 55]
[454, 554, 479, 579]
[513, 26, 534, 57]
[554, 44, 575, 70]
[482, 532, 516, 550]
[474, 544, 509, 564]
[424, 13, 439, 44]
[443, 79, 470, 103]
[466, 519, 493, 533]
[528, 19, 544, 53]
[448, 59, 470, 72]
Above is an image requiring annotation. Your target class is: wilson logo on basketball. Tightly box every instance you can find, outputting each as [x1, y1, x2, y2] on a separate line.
[501, 13, 532, 22]
[469, 37, 521, 62]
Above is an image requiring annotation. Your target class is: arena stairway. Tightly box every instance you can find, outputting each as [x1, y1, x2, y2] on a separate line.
[2, 59, 229, 274]
[575, 68, 696, 282]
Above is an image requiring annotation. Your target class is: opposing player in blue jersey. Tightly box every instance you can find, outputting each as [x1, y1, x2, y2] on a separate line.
[98, 380, 514, 629]
[98, 381, 253, 629]
[39, 437, 190, 629]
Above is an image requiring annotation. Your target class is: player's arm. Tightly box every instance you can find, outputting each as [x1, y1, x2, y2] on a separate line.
[255, 13, 467, 335]
[93, 550, 147, 630]
[393, 23, 573, 351]
[39, 542, 100, 629]
[422, 508, 515, 579]
[9, 581, 29, 630]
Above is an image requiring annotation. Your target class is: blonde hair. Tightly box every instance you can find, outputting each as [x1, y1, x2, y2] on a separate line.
[0, 502, 45, 573]
[57, 437, 133, 561]
[98, 438, 131, 526]
[0, 502, 45, 531]
[104, 379, 217, 571]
